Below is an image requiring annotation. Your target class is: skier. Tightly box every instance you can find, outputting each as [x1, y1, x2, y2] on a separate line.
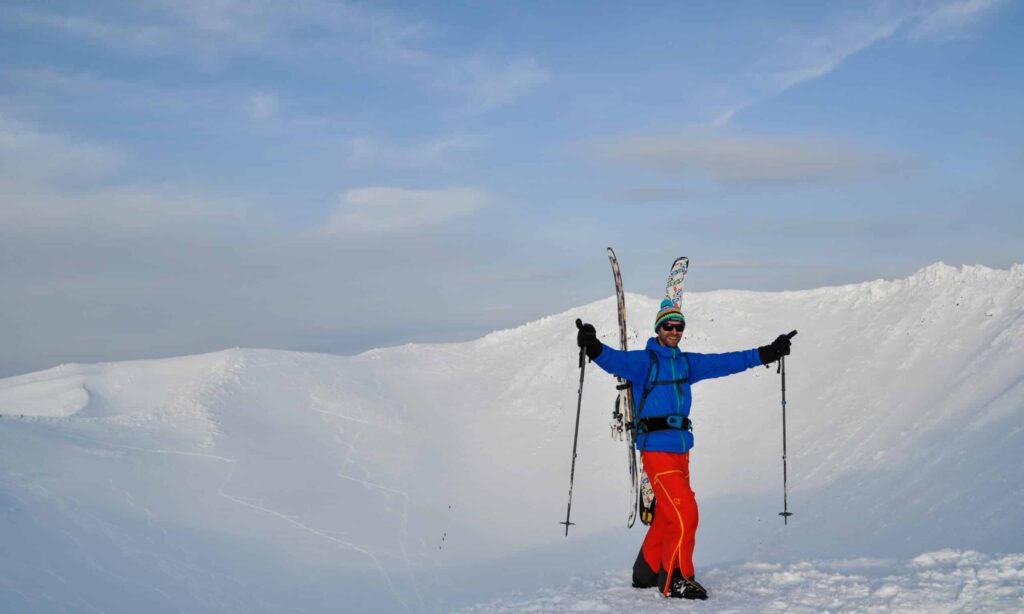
[576, 299, 794, 600]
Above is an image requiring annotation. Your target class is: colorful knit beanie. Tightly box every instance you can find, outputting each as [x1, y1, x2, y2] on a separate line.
[654, 298, 685, 331]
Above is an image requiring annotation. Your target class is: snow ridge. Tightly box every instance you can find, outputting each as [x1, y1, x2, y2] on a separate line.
[0, 263, 1022, 612]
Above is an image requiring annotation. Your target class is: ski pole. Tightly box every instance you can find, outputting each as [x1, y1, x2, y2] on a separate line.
[561, 319, 588, 536]
[778, 330, 797, 524]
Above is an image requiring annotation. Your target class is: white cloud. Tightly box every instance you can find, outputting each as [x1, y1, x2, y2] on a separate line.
[4, 66, 259, 121]
[347, 135, 483, 169]
[320, 187, 487, 237]
[0, 118, 496, 380]
[714, 0, 1006, 125]
[596, 131, 904, 187]
[610, 187, 694, 204]
[448, 58, 550, 114]
[2, 185, 248, 233]
[5, 2, 546, 113]
[0, 114, 120, 185]
[250, 92, 279, 121]
[0, 115, 246, 231]
[713, 9, 907, 125]
[910, 0, 1005, 40]
[5, 2, 342, 57]
[5, 7, 175, 49]
[765, 15, 905, 93]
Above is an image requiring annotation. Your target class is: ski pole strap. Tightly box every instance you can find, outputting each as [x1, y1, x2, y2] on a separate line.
[636, 415, 691, 433]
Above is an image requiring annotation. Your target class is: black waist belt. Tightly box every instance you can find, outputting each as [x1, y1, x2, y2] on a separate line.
[636, 415, 691, 433]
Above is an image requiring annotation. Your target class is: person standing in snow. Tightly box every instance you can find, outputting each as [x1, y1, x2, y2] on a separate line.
[576, 299, 793, 600]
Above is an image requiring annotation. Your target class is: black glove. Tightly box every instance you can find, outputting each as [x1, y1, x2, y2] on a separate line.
[758, 333, 793, 365]
[576, 321, 603, 360]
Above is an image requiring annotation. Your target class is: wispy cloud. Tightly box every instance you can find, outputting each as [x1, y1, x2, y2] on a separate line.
[347, 135, 484, 169]
[4, 66, 252, 119]
[249, 92, 279, 121]
[609, 187, 694, 204]
[446, 58, 550, 114]
[713, 0, 1007, 125]
[320, 187, 487, 237]
[3, 184, 249, 234]
[763, 16, 904, 94]
[0, 113, 120, 185]
[0, 117, 491, 379]
[909, 0, 1005, 40]
[4, 1, 402, 60]
[595, 131, 907, 187]
[4, 1, 547, 113]
[0, 115, 247, 230]
[5, 7, 176, 50]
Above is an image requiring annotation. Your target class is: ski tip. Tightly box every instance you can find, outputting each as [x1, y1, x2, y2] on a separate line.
[786, 330, 798, 339]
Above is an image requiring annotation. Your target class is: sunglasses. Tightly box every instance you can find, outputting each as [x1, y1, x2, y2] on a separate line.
[660, 322, 685, 332]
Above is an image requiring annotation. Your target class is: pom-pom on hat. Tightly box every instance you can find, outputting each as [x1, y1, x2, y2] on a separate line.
[654, 298, 685, 331]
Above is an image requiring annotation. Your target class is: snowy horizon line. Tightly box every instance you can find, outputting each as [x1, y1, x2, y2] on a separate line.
[8, 259, 1022, 380]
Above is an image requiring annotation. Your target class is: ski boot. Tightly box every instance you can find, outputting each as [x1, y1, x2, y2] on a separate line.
[668, 573, 708, 600]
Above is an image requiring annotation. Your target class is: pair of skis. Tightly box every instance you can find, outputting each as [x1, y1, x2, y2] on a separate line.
[562, 251, 796, 533]
[607, 248, 688, 527]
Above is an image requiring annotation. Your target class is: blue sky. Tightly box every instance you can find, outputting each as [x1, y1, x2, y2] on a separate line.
[2, 0, 1022, 375]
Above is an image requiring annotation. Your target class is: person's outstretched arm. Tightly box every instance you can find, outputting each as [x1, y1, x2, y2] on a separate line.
[577, 322, 647, 383]
[688, 334, 794, 383]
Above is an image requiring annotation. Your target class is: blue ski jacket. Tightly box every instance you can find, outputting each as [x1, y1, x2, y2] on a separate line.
[593, 338, 763, 453]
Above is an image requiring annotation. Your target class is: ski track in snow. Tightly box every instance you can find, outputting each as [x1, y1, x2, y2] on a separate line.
[242, 353, 424, 609]
[460, 550, 1024, 613]
[46, 429, 414, 612]
[308, 385, 424, 607]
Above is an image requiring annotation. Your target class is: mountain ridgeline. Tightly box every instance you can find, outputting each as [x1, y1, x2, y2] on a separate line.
[0, 263, 1021, 612]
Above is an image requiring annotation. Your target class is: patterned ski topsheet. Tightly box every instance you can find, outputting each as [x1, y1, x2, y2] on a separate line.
[639, 255, 689, 525]
[666, 257, 689, 308]
[605, 250, 689, 528]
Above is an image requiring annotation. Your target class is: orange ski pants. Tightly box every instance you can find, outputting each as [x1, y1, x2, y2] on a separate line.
[640, 451, 699, 590]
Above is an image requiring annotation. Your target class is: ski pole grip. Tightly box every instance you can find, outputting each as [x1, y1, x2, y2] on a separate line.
[786, 330, 798, 339]
[575, 319, 585, 366]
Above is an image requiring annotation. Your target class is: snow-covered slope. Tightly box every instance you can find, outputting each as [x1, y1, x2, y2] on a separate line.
[462, 550, 1024, 613]
[0, 263, 1022, 612]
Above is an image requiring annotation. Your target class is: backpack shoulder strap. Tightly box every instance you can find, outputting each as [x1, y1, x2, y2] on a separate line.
[635, 350, 659, 420]
[634, 350, 660, 451]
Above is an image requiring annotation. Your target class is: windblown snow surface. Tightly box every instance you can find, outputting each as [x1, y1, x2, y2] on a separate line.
[1, 263, 1022, 612]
